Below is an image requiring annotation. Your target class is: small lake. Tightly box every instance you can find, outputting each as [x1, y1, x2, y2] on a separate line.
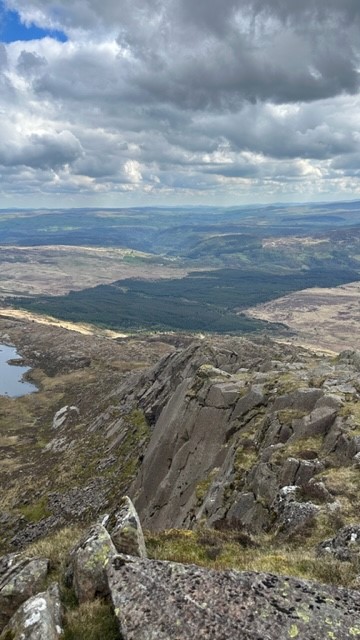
[0, 344, 38, 397]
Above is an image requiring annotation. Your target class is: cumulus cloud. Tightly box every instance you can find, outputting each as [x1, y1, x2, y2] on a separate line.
[1, 0, 360, 204]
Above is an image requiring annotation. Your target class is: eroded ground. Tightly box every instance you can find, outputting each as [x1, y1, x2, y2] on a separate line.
[245, 281, 360, 353]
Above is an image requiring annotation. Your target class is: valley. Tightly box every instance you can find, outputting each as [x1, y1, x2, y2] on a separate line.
[1, 202, 360, 345]
[1, 202, 360, 638]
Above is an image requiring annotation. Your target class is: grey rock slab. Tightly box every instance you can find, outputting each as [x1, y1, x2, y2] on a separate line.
[291, 406, 337, 439]
[273, 388, 323, 413]
[109, 496, 147, 558]
[226, 492, 271, 532]
[133, 377, 232, 530]
[205, 382, 245, 408]
[107, 555, 360, 640]
[232, 385, 264, 419]
[280, 457, 323, 487]
[1, 582, 62, 640]
[0, 556, 49, 631]
[246, 462, 279, 506]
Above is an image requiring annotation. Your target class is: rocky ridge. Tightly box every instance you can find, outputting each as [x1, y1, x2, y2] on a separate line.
[2, 317, 360, 635]
[126, 340, 360, 540]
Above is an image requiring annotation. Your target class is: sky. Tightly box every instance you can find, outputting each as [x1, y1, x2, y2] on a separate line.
[1, 0, 360, 208]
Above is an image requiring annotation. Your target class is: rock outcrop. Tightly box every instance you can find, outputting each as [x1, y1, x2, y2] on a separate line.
[127, 339, 360, 535]
[317, 524, 360, 563]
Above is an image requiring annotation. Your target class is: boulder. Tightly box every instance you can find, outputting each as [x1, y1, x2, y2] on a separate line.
[226, 492, 271, 532]
[291, 406, 337, 440]
[272, 487, 320, 539]
[52, 405, 80, 430]
[108, 496, 147, 558]
[273, 388, 323, 412]
[280, 457, 324, 487]
[317, 524, 360, 562]
[68, 523, 116, 603]
[0, 556, 49, 631]
[232, 385, 265, 419]
[205, 382, 245, 408]
[246, 462, 279, 506]
[107, 555, 360, 639]
[1, 583, 62, 640]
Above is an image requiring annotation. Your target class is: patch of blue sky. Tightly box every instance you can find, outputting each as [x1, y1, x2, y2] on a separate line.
[0, 2, 67, 43]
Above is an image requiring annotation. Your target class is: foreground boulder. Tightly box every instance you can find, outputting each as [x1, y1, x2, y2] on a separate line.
[107, 555, 360, 640]
[68, 523, 116, 603]
[0, 555, 49, 631]
[0, 583, 63, 640]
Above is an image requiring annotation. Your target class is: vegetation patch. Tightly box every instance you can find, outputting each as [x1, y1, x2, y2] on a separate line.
[272, 435, 324, 464]
[19, 496, 51, 523]
[195, 468, 220, 503]
[62, 600, 121, 640]
[145, 527, 359, 588]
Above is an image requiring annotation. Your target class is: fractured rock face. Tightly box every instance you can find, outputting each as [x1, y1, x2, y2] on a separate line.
[0, 556, 49, 631]
[1, 582, 63, 640]
[107, 555, 360, 640]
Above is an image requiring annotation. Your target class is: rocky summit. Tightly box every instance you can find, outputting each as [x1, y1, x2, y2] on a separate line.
[1, 315, 360, 637]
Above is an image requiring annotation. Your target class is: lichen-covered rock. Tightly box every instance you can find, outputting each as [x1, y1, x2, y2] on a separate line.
[107, 555, 360, 640]
[0, 556, 49, 631]
[108, 496, 147, 558]
[317, 524, 360, 562]
[1, 583, 63, 640]
[68, 523, 116, 603]
[272, 486, 319, 539]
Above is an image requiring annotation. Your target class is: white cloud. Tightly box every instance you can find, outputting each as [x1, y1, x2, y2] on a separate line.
[1, 0, 360, 205]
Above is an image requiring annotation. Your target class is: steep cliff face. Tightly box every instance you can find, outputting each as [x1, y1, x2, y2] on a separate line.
[130, 338, 360, 536]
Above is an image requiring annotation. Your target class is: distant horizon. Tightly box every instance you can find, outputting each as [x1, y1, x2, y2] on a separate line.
[1, 196, 360, 213]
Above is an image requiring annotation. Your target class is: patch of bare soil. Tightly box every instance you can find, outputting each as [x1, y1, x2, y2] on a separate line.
[245, 281, 360, 354]
[0, 245, 192, 297]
